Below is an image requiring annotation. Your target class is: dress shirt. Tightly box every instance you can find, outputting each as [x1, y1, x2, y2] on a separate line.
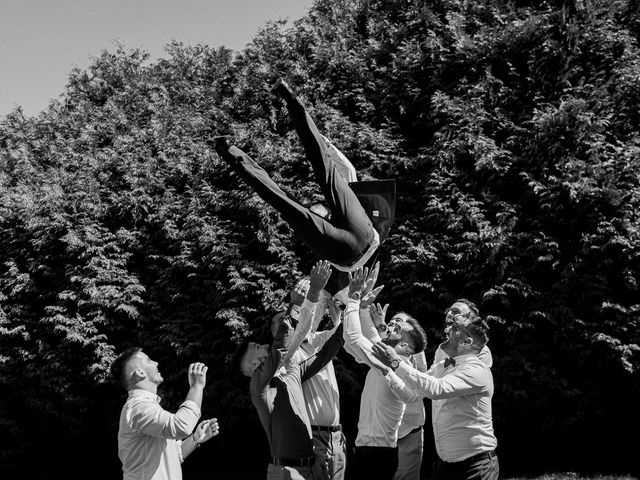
[343, 298, 417, 448]
[118, 389, 201, 480]
[434, 344, 493, 368]
[397, 352, 427, 439]
[296, 321, 343, 426]
[393, 354, 497, 462]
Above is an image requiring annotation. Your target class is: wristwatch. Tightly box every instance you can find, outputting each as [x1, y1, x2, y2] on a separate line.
[349, 291, 361, 301]
[390, 358, 400, 371]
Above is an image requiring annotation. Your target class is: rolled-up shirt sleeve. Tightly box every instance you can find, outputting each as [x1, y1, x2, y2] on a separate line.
[126, 399, 201, 439]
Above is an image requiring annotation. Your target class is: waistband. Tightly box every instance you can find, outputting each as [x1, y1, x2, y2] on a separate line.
[311, 424, 342, 432]
[400, 425, 423, 439]
[270, 456, 315, 468]
[333, 229, 380, 272]
[443, 450, 497, 465]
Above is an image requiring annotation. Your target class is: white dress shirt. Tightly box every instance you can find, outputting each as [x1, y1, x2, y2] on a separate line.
[434, 344, 493, 368]
[393, 354, 497, 462]
[117, 389, 201, 480]
[343, 298, 417, 447]
[296, 323, 342, 426]
[397, 352, 427, 438]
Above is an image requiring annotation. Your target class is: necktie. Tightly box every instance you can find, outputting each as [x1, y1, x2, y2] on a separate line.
[444, 357, 456, 368]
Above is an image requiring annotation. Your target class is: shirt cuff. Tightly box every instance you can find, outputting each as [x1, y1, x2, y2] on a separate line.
[180, 400, 202, 418]
[346, 298, 360, 310]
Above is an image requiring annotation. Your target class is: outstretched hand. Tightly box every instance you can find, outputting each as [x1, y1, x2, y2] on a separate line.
[348, 266, 370, 299]
[289, 278, 310, 307]
[188, 363, 208, 389]
[309, 260, 332, 295]
[193, 418, 220, 444]
[369, 303, 389, 330]
[371, 342, 401, 368]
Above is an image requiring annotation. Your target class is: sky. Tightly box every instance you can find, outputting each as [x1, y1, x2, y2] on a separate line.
[0, 0, 314, 117]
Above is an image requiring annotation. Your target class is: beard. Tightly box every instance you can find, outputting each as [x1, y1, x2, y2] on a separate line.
[383, 336, 400, 347]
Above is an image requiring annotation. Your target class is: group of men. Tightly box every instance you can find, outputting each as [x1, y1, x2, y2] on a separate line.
[110, 80, 498, 480]
[231, 261, 498, 480]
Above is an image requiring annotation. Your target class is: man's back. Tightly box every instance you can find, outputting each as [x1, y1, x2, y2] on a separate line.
[250, 352, 314, 459]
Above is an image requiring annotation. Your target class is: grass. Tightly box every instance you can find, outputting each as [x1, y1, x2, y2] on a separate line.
[504, 475, 637, 480]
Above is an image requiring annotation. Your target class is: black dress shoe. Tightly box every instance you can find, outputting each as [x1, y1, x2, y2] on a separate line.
[207, 135, 231, 152]
[270, 78, 294, 100]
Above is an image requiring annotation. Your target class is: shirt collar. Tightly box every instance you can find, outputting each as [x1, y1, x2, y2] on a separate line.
[128, 388, 161, 403]
[451, 353, 479, 364]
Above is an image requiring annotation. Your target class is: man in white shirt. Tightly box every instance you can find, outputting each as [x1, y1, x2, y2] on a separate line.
[372, 305, 499, 480]
[343, 267, 427, 480]
[110, 349, 219, 480]
[363, 296, 428, 480]
[434, 299, 493, 367]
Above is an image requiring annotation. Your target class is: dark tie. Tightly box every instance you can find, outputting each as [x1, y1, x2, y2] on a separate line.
[444, 357, 456, 368]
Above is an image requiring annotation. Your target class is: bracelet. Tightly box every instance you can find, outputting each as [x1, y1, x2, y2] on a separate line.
[192, 436, 201, 448]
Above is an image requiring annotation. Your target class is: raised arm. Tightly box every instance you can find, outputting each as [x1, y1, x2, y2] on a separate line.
[395, 361, 491, 400]
[342, 267, 389, 371]
[302, 324, 345, 382]
[281, 260, 332, 365]
[126, 363, 206, 439]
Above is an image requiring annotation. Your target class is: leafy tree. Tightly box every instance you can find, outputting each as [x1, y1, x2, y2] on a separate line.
[1, 0, 639, 477]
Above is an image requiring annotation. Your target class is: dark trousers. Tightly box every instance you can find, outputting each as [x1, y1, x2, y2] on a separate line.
[431, 451, 499, 480]
[217, 95, 374, 267]
[352, 445, 398, 480]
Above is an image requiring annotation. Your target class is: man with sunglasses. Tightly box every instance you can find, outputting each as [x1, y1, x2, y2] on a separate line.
[372, 303, 499, 480]
[435, 299, 493, 368]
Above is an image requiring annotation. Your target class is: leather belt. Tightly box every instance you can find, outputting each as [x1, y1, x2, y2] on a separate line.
[271, 456, 315, 468]
[311, 424, 342, 432]
[445, 450, 497, 465]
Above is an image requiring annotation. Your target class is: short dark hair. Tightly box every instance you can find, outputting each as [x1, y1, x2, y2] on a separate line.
[232, 340, 251, 375]
[110, 347, 142, 390]
[466, 317, 490, 348]
[398, 312, 427, 353]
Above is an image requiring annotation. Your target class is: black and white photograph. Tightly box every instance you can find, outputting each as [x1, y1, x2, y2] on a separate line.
[1, 1, 639, 479]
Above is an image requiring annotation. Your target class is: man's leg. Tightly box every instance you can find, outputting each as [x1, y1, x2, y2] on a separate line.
[464, 454, 499, 480]
[311, 430, 330, 480]
[394, 428, 424, 480]
[430, 454, 499, 480]
[329, 431, 347, 480]
[272, 81, 373, 245]
[213, 140, 359, 266]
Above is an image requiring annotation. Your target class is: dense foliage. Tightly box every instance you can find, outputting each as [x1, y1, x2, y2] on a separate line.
[1, 0, 639, 477]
